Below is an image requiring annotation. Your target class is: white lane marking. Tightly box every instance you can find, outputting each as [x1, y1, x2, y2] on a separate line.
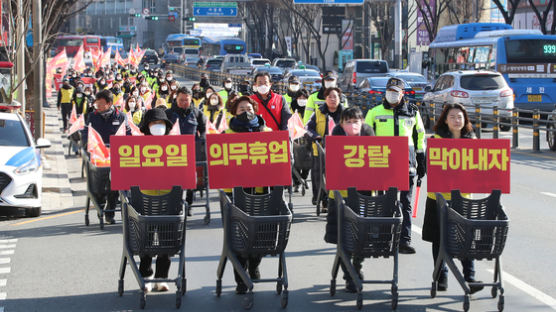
[0, 280, 5, 287]
[0, 259, 9, 265]
[0, 293, 5, 300]
[540, 192, 556, 198]
[0, 245, 15, 250]
[0, 240, 16, 244]
[0, 268, 9, 274]
[412, 224, 556, 310]
[0, 251, 13, 256]
[487, 269, 556, 311]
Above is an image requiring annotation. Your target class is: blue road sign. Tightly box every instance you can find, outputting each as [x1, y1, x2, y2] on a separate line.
[193, 7, 237, 17]
[293, 0, 363, 3]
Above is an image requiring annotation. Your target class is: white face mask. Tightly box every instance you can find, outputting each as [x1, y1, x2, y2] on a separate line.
[171, 85, 177, 90]
[141, 87, 147, 94]
[257, 85, 270, 94]
[166, 76, 173, 81]
[161, 86, 168, 91]
[385, 90, 401, 104]
[128, 101, 136, 110]
[297, 99, 307, 107]
[210, 98, 219, 105]
[132, 91, 139, 97]
[289, 84, 300, 92]
[224, 82, 232, 89]
[76, 93, 83, 98]
[85, 91, 91, 96]
[93, 103, 98, 110]
[324, 80, 336, 89]
[251, 85, 258, 93]
[149, 124, 166, 136]
[206, 92, 213, 99]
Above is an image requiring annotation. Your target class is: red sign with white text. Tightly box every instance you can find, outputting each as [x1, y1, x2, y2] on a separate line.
[326, 136, 409, 191]
[427, 139, 510, 193]
[206, 131, 291, 188]
[109, 135, 196, 190]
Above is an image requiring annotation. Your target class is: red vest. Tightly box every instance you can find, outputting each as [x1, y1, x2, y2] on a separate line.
[250, 92, 284, 131]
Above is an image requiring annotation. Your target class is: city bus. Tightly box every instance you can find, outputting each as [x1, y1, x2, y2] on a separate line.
[201, 37, 246, 56]
[164, 34, 201, 54]
[100, 36, 124, 57]
[53, 35, 101, 57]
[426, 23, 556, 112]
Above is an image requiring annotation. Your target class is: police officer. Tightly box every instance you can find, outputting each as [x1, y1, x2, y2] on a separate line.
[303, 71, 348, 124]
[283, 76, 301, 110]
[57, 77, 75, 132]
[217, 77, 235, 104]
[364, 77, 426, 254]
[81, 90, 131, 224]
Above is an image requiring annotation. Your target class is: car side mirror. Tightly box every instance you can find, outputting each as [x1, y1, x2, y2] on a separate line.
[424, 86, 432, 92]
[36, 138, 51, 148]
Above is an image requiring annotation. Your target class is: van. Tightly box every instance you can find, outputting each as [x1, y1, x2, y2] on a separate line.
[339, 59, 389, 91]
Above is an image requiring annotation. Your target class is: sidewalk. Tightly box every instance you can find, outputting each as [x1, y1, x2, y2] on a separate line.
[40, 97, 74, 214]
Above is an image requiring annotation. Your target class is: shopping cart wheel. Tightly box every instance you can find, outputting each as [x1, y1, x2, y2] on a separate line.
[329, 279, 336, 296]
[204, 215, 210, 225]
[430, 282, 437, 298]
[498, 295, 504, 311]
[242, 292, 254, 310]
[463, 294, 470, 312]
[182, 277, 186, 295]
[356, 293, 363, 310]
[216, 279, 222, 297]
[301, 187, 306, 196]
[118, 279, 124, 297]
[139, 291, 146, 309]
[491, 286, 497, 298]
[99, 217, 104, 230]
[316, 204, 320, 216]
[391, 287, 398, 310]
[280, 290, 288, 308]
[175, 291, 182, 308]
[276, 281, 283, 295]
[85, 214, 89, 226]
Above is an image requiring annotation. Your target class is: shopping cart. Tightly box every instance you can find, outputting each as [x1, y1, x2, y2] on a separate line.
[330, 188, 403, 310]
[314, 142, 327, 216]
[216, 187, 292, 310]
[431, 190, 509, 312]
[83, 151, 120, 229]
[118, 186, 187, 309]
[292, 137, 312, 196]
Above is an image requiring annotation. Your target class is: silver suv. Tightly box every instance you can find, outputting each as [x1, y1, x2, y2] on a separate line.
[423, 70, 514, 131]
[339, 59, 389, 91]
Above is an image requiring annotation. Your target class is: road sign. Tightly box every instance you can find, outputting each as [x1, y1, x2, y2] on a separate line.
[193, 2, 237, 17]
[129, 8, 136, 15]
[294, 0, 363, 3]
[143, 8, 150, 15]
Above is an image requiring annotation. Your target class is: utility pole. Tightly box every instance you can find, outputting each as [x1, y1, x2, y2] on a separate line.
[32, 0, 43, 140]
[394, 0, 402, 68]
[16, 0, 25, 112]
[181, 0, 184, 33]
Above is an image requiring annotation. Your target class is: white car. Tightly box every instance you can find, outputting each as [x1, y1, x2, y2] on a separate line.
[423, 70, 514, 131]
[0, 112, 51, 217]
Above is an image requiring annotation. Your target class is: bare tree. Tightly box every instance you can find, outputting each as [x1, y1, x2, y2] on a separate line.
[491, 0, 522, 25]
[415, 0, 449, 43]
[528, 0, 556, 34]
[370, 2, 394, 62]
[446, 0, 486, 24]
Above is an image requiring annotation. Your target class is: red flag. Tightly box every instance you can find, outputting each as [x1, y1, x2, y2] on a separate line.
[73, 45, 86, 73]
[169, 120, 181, 135]
[206, 118, 217, 134]
[288, 112, 307, 140]
[115, 49, 125, 67]
[101, 47, 111, 67]
[115, 122, 126, 136]
[217, 114, 229, 133]
[328, 117, 336, 135]
[69, 105, 78, 124]
[126, 112, 144, 136]
[87, 125, 110, 167]
[128, 47, 136, 66]
[143, 92, 154, 110]
[91, 49, 102, 71]
[67, 115, 85, 136]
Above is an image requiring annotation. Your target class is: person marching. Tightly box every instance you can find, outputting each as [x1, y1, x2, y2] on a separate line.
[124, 95, 144, 126]
[305, 87, 346, 211]
[303, 71, 348, 124]
[422, 103, 483, 294]
[57, 77, 75, 132]
[71, 87, 88, 116]
[291, 89, 309, 119]
[364, 77, 426, 254]
[218, 77, 236, 104]
[155, 81, 171, 107]
[324, 106, 375, 292]
[199, 73, 211, 91]
[204, 92, 226, 133]
[250, 72, 292, 131]
[283, 76, 301, 109]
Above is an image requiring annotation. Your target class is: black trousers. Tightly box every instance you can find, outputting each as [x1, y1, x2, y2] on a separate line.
[310, 155, 322, 200]
[139, 254, 171, 278]
[292, 168, 310, 186]
[399, 175, 415, 244]
[233, 254, 262, 285]
[61, 102, 72, 130]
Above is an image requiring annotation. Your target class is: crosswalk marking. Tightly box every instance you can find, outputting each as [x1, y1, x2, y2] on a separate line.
[0, 293, 5, 300]
[0, 251, 13, 256]
[0, 245, 15, 250]
[0, 280, 5, 287]
[0, 259, 9, 265]
[0, 268, 9, 275]
[0, 240, 16, 244]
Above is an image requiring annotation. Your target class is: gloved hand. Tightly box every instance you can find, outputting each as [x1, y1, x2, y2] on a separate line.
[416, 152, 427, 179]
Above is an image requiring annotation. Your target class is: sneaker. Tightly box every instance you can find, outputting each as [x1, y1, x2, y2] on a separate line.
[105, 215, 115, 224]
[144, 275, 154, 293]
[187, 208, 192, 217]
[155, 282, 169, 292]
[235, 283, 248, 295]
[345, 279, 357, 293]
[249, 267, 260, 280]
[293, 185, 299, 193]
[398, 243, 416, 254]
[311, 196, 317, 205]
[437, 273, 448, 291]
[466, 278, 484, 294]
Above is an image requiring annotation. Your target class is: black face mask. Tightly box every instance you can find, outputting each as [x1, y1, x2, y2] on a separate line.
[237, 111, 256, 122]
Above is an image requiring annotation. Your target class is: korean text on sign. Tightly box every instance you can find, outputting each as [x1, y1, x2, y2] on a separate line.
[209, 140, 289, 166]
[343, 145, 391, 168]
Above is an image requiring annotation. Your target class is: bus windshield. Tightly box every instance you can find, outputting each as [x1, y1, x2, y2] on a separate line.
[56, 38, 82, 47]
[224, 44, 244, 54]
[184, 39, 200, 46]
[506, 39, 556, 63]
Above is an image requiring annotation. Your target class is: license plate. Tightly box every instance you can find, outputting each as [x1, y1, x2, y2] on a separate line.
[413, 87, 422, 91]
[528, 94, 542, 102]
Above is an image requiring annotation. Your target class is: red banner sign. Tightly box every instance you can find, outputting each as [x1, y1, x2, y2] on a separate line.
[325, 136, 409, 191]
[109, 135, 196, 190]
[206, 131, 291, 188]
[427, 139, 510, 193]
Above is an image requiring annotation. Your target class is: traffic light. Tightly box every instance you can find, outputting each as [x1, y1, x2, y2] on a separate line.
[145, 16, 159, 20]
[129, 13, 141, 17]
[188, 17, 196, 22]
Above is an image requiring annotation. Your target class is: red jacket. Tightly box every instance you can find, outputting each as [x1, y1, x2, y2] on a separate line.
[250, 91, 289, 131]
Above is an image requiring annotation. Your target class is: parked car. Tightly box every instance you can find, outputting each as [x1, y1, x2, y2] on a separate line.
[272, 58, 297, 72]
[204, 58, 223, 72]
[339, 59, 389, 91]
[161, 52, 181, 68]
[0, 111, 51, 217]
[356, 77, 415, 109]
[252, 66, 284, 83]
[423, 70, 514, 131]
[283, 69, 322, 90]
[221, 54, 252, 75]
[387, 72, 428, 102]
[250, 58, 271, 67]
[141, 49, 159, 65]
[297, 64, 320, 73]
[547, 106, 556, 151]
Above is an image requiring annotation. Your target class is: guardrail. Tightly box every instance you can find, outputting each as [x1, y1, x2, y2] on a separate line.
[170, 64, 555, 152]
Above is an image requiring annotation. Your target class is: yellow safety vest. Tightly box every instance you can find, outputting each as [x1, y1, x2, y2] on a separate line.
[60, 87, 74, 104]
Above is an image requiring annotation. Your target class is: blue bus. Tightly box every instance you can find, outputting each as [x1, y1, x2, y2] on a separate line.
[100, 36, 124, 57]
[201, 37, 246, 56]
[427, 23, 556, 112]
[164, 34, 201, 54]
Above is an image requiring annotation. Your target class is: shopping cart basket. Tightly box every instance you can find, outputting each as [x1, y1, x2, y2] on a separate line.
[216, 187, 292, 309]
[118, 186, 187, 309]
[330, 188, 403, 310]
[431, 190, 509, 312]
[84, 153, 120, 229]
[292, 137, 312, 196]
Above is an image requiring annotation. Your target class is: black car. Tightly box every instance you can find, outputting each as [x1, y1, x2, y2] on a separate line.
[141, 49, 159, 65]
